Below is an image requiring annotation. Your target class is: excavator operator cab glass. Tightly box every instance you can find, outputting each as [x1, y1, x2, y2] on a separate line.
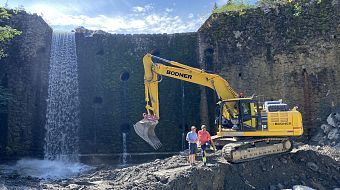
[236, 100, 251, 127]
[240, 102, 251, 117]
[217, 99, 261, 131]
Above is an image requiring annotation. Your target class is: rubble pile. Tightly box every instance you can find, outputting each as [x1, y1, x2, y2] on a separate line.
[1, 145, 339, 190]
[313, 112, 340, 149]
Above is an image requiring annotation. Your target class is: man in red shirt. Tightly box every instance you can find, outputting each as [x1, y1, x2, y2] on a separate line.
[198, 125, 215, 165]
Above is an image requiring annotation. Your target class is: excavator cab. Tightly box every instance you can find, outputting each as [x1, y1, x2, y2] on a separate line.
[216, 98, 261, 132]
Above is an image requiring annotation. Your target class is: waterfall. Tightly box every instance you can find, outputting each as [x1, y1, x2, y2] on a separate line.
[44, 31, 80, 162]
[122, 133, 128, 165]
[120, 70, 129, 165]
[181, 81, 185, 151]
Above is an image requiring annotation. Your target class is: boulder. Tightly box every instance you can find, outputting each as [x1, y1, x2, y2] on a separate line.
[0, 184, 7, 190]
[154, 174, 169, 184]
[327, 128, 339, 140]
[307, 162, 319, 172]
[334, 113, 340, 121]
[321, 124, 332, 134]
[293, 185, 316, 190]
[327, 113, 340, 127]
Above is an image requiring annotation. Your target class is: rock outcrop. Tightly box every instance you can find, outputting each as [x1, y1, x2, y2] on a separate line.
[198, 0, 340, 139]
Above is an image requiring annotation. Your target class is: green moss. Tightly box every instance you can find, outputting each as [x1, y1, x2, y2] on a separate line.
[292, 2, 303, 16]
[0, 7, 22, 59]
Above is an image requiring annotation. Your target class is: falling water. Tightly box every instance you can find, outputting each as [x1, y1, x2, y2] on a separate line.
[120, 70, 129, 165]
[0, 38, 88, 180]
[181, 81, 185, 151]
[44, 31, 80, 162]
[122, 133, 128, 165]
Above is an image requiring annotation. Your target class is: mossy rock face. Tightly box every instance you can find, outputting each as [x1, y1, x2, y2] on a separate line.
[0, 11, 52, 161]
[198, 0, 339, 139]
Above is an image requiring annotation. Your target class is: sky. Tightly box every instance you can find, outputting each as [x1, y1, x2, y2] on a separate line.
[1, 0, 256, 34]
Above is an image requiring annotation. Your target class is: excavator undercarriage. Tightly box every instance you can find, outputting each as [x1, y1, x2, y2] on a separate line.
[220, 138, 293, 163]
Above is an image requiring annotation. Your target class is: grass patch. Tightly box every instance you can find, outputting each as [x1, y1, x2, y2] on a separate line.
[213, 0, 255, 14]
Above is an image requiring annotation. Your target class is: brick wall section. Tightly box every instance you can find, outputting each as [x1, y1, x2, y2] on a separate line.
[76, 32, 200, 154]
[0, 12, 52, 161]
[198, 0, 339, 139]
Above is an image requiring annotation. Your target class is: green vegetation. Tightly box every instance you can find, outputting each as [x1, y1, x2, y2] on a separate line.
[0, 7, 22, 59]
[257, 0, 289, 7]
[213, 0, 316, 16]
[0, 7, 21, 112]
[213, 0, 255, 14]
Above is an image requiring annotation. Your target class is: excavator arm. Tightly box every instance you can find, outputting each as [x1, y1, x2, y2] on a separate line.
[134, 53, 239, 149]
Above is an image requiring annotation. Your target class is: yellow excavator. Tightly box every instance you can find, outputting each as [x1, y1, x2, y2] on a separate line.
[134, 53, 303, 162]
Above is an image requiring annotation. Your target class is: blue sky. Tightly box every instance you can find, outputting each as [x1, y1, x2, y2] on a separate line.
[1, 0, 256, 34]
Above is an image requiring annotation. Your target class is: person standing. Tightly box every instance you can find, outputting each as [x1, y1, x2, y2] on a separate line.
[198, 125, 215, 166]
[186, 126, 198, 166]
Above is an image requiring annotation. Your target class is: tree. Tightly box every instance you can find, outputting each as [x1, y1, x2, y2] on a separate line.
[0, 7, 22, 59]
[213, 0, 254, 13]
[0, 7, 21, 112]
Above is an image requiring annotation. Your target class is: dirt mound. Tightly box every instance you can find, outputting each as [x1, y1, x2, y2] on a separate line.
[35, 145, 339, 190]
[1, 145, 339, 190]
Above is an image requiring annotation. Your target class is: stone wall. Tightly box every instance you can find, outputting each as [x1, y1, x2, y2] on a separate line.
[198, 0, 339, 139]
[0, 11, 52, 161]
[0, 0, 338, 161]
[76, 32, 200, 157]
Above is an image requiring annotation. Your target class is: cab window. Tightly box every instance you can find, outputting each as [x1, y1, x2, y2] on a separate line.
[241, 102, 251, 115]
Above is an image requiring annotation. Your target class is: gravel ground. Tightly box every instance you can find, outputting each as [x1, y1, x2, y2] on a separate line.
[0, 144, 339, 190]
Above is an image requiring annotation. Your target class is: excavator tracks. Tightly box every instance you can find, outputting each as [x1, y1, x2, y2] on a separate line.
[222, 138, 293, 163]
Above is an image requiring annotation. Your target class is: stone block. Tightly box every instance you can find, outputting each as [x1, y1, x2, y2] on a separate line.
[327, 113, 339, 127]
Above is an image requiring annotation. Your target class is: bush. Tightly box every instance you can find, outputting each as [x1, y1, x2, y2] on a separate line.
[0, 7, 22, 59]
[213, 0, 255, 14]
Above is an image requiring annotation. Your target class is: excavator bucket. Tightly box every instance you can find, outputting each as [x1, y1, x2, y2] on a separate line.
[134, 119, 162, 150]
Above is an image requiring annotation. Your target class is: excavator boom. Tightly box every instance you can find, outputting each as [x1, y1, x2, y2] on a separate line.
[134, 54, 238, 149]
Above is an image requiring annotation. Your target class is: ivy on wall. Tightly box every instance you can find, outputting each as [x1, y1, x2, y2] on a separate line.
[0, 7, 21, 113]
[0, 7, 22, 59]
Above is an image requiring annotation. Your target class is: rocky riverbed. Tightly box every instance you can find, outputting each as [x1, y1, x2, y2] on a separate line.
[0, 144, 339, 190]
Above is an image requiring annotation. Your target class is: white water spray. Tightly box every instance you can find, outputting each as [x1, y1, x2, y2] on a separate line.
[0, 159, 92, 179]
[44, 31, 80, 162]
[122, 133, 128, 165]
